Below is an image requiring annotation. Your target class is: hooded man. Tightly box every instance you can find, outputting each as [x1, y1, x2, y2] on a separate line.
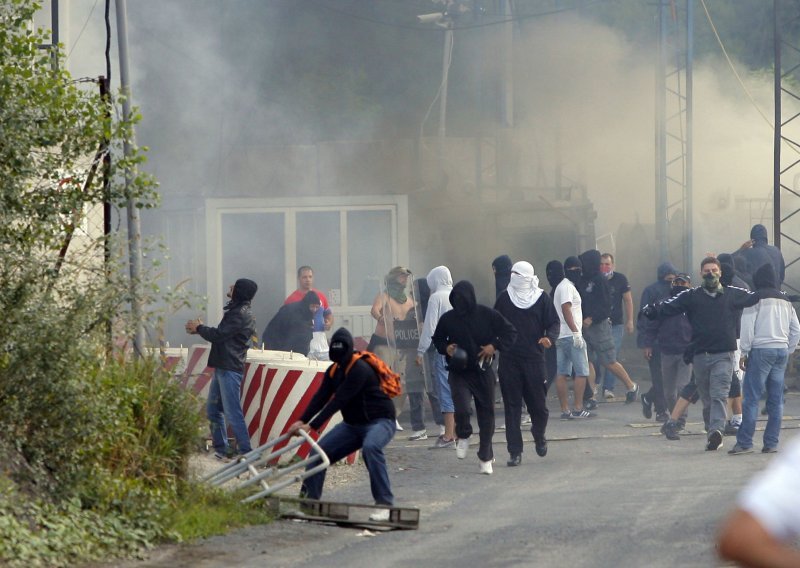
[734, 224, 786, 287]
[729, 264, 800, 455]
[416, 266, 456, 447]
[643, 257, 759, 451]
[576, 249, 640, 408]
[289, 328, 397, 521]
[432, 281, 517, 474]
[186, 278, 258, 460]
[637, 261, 678, 421]
[492, 254, 513, 299]
[263, 290, 320, 355]
[493, 261, 560, 466]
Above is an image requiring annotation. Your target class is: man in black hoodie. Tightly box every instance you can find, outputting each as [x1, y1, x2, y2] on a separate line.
[186, 278, 258, 460]
[290, 328, 397, 519]
[734, 224, 785, 287]
[432, 281, 517, 474]
[577, 250, 640, 405]
[637, 262, 678, 422]
[262, 290, 321, 355]
[492, 255, 513, 299]
[643, 257, 758, 451]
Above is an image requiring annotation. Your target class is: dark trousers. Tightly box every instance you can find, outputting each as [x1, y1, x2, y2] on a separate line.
[408, 390, 444, 431]
[449, 367, 496, 462]
[498, 355, 549, 456]
[646, 350, 667, 414]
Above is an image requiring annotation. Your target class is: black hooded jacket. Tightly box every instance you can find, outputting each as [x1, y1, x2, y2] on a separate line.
[198, 278, 257, 373]
[432, 280, 517, 371]
[492, 255, 513, 298]
[299, 328, 396, 430]
[577, 250, 611, 322]
[636, 262, 678, 349]
[734, 224, 785, 285]
[262, 291, 320, 355]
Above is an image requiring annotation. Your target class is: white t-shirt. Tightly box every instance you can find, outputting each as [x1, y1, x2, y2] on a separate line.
[738, 435, 800, 541]
[554, 279, 583, 339]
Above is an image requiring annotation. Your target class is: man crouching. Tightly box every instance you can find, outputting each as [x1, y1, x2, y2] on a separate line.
[288, 328, 396, 521]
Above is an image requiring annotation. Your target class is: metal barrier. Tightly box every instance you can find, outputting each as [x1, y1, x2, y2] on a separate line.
[202, 430, 330, 504]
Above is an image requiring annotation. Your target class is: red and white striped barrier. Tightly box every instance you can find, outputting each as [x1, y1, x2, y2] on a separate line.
[179, 345, 356, 464]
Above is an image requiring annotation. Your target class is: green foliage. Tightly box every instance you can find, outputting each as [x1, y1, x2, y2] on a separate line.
[0, 2, 249, 565]
[163, 481, 274, 541]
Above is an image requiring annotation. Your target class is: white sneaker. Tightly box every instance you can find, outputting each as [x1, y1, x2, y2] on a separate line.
[603, 389, 615, 400]
[369, 508, 391, 522]
[395, 420, 404, 431]
[521, 415, 532, 425]
[455, 438, 470, 459]
[438, 424, 446, 437]
[408, 430, 428, 441]
[479, 458, 495, 475]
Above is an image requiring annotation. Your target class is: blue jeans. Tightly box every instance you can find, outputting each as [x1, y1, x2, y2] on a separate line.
[601, 324, 625, 391]
[207, 368, 252, 455]
[434, 353, 455, 413]
[737, 348, 788, 449]
[301, 418, 395, 506]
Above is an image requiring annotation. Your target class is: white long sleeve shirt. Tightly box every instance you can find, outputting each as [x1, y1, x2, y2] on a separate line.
[417, 266, 453, 356]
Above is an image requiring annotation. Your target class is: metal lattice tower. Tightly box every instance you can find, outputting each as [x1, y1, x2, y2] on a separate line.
[774, 0, 800, 293]
[656, 0, 693, 271]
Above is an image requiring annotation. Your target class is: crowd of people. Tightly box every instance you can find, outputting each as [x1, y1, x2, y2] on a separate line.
[188, 223, 800, 541]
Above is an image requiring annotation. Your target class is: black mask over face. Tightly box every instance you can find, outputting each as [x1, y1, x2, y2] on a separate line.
[328, 328, 354, 364]
[565, 269, 582, 284]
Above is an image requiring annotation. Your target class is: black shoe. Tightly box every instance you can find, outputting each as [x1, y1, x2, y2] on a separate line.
[662, 420, 680, 440]
[585, 399, 598, 411]
[640, 393, 653, 419]
[535, 439, 548, 457]
[507, 454, 522, 467]
[723, 421, 739, 436]
[706, 429, 723, 451]
[655, 411, 669, 422]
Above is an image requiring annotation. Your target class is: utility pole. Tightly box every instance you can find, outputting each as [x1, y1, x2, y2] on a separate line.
[115, 0, 145, 356]
[438, 20, 453, 166]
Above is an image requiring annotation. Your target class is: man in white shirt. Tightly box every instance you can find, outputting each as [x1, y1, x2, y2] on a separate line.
[718, 434, 800, 566]
[550, 257, 593, 419]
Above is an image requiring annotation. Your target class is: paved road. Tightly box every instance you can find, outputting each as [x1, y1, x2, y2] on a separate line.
[115, 381, 800, 568]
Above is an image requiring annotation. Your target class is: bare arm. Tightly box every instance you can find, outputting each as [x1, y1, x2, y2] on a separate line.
[718, 508, 800, 568]
[623, 290, 634, 334]
[561, 302, 579, 333]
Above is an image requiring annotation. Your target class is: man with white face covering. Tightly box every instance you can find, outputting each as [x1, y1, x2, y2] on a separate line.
[494, 261, 560, 466]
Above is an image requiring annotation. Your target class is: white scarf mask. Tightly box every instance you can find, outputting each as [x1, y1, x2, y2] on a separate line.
[507, 261, 543, 309]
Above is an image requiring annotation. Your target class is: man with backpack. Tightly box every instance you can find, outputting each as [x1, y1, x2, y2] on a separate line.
[289, 327, 398, 521]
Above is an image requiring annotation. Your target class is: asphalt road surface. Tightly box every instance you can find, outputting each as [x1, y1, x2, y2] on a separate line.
[110, 379, 800, 568]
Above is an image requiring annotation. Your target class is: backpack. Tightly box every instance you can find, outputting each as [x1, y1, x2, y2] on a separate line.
[327, 351, 403, 399]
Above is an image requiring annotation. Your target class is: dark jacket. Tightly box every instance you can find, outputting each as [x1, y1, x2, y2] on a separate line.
[197, 278, 257, 373]
[493, 290, 560, 360]
[734, 224, 785, 286]
[299, 328, 395, 430]
[655, 285, 758, 353]
[636, 262, 678, 349]
[641, 288, 692, 355]
[263, 291, 319, 355]
[432, 281, 517, 371]
[577, 250, 611, 322]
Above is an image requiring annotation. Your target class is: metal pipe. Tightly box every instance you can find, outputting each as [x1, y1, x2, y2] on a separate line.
[774, 0, 782, 249]
[115, 0, 145, 356]
[685, 0, 694, 270]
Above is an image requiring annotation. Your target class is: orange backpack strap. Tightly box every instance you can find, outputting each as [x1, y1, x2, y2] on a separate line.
[344, 352, 363, 375]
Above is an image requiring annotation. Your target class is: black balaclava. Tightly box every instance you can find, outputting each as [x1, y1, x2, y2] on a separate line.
[578, 249, 602, 279]
[564, 256, 582, 284]
[546, 260, 565, 290]
[415, 278, 431, 319]
[751, 223, 769, 245]
[720, 263, 734, 287]
[329, 327, 354, 364]
[450, 280, 478, 317]
[229, 278, 258, 307]
[492, 254, 513, 297]
[753, 263, 777, 291]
